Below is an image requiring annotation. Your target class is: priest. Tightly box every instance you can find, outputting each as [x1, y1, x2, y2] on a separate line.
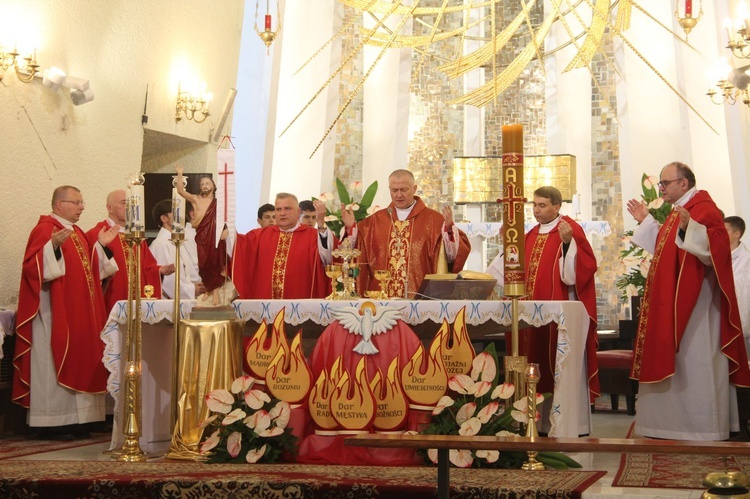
[86, 189, 165, 313]
[627, 161, 750, 440]
[351, 169, 470, 298]
[13, 186, 120, 438]
[231, 193, 331, 299]
[487, 186, 599, 434]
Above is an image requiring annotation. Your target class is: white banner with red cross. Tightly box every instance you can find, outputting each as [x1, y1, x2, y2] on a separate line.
[216, 148, 236, 246]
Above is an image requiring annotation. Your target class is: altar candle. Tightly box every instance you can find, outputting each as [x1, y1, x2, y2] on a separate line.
[265, 14, 272, 30]
[172, 187, 185, 233]
[129, 184, 145, 232]
[685, 0, 692, 17]
[502, 124, 523, 154]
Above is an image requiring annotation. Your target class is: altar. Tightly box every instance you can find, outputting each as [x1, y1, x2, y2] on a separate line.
[101, 298, 591, 452]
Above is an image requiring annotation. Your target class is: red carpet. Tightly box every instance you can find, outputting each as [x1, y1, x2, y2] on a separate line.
[613, 453, 750, 489]
[0, 458, 606, 498]
[0, 435, 111, 460]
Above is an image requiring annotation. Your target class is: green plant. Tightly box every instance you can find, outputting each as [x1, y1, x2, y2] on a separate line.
[315, 178, 379, 237]
[616, 173, 672, 300]
[199, 375, 297, 464]
[419, 343, 581, 469]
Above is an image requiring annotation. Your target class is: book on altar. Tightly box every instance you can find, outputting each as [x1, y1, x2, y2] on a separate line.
[415, 271, 496, 300]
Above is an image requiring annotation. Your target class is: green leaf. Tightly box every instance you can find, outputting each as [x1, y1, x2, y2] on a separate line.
[336, 177, 351, 205]
[360, 181, 378, 209]
[538, 451, 582, 468]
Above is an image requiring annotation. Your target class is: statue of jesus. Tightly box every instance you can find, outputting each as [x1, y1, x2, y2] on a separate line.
[175, 165, 230, 306]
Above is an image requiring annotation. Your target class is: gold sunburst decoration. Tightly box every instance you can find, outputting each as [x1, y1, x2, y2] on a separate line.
[285, 0, 714, 158]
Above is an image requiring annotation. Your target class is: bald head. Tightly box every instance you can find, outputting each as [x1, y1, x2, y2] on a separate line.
[388, 169, 418, 209]
[106, 189, 127, 225]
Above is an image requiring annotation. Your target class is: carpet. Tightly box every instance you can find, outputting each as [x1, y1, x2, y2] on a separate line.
[0, 435, 111, 460]
[613, 453, 750, 489]
[0, 459, 606, 498]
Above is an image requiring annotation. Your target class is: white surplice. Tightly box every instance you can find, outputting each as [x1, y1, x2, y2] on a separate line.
[631, 188, 738, 440]
[149, 227, 199, 299]
[731, 243, 750, 355]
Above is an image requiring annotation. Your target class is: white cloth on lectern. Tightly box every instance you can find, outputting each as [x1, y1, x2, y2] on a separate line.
[731, 243, 750, 354]
[29, 215, 107, 427]
[633, 189, 738, 440]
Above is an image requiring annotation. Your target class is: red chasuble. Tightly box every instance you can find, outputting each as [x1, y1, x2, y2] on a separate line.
[194, 199, 228, 293]
[509, 215, 600, 401]
[13, 216, 109, 408]
[231, 224, 329, 299]
[356, 197, 470, 298]
[86, 220, 162, 313]
[631, 191, 750, 385]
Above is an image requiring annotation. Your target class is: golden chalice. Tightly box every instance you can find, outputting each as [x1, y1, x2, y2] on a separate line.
[325, 264, 342, 300]
[143, 284, 155, 299]
[374, 269, 391, 300]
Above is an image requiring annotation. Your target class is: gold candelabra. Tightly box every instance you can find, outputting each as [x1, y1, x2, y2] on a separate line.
[0, 46, 38, 83]
[175, 83, 211, 123]
[169, 230, 185, 436]
[115, 230, 147, 462]
[331, 238, 361, 300]
[521, 363, 545, 471]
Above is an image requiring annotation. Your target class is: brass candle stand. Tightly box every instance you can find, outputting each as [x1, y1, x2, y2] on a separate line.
[332, 238, 361, 300]
[522, 363, 545, 471]
[169, 230, 184, 434]
[115, 230, 147, 462]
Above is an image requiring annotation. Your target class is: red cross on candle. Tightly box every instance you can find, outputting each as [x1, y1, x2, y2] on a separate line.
[218, 162, 234, 220]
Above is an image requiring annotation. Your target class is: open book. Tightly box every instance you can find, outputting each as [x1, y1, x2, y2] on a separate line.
[416, 271, 497, 300]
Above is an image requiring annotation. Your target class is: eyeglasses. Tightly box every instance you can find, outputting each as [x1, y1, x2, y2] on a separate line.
[657, 178, 684, 189]
[60, 200, 86, 207]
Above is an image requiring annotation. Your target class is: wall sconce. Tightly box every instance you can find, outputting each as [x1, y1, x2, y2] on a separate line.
[724, 1, 750, 59]
[707, 59, 750, 108]
[175, 83, 211, 123]
[0, 46, 39, 83]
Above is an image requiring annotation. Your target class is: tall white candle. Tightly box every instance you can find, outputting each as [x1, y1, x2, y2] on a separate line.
[572, 193, 581, 217]
[130, 184, 145, 232]
[172, 187, 185, 233]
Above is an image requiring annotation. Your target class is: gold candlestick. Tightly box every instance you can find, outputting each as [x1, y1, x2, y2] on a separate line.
[168, 230, 184, 439]
[522, 363, 545, 471]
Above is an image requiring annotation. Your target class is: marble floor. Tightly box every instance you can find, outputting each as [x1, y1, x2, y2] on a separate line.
[11, 398, 708, 498]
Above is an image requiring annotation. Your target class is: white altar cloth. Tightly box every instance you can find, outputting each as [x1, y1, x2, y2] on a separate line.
[101, 298, 590, 451]
[455, 221, 611, 239]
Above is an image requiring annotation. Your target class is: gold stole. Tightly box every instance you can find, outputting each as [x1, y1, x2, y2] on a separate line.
[526, 233, 548, 298]
[388, 220, 411, 298]
[70, 231, 97, 308]
[271, 232, 293, 299]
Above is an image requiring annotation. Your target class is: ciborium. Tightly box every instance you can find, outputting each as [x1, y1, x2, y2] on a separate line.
[374, 269, 391, 299]
[325, 264, 342, 300]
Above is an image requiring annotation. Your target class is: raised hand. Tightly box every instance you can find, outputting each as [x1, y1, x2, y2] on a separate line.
[51, 228, 72, 250]
[626, 199, 650, 224]
[341, 203, 356, 229]
[674, 205, 690, 231]
[98, 224, 121, 247]
[558, 219, 573, 244]
[442, 205, 455, 231]
[175, 165, 184, 176]
[313, 199, 328, 229]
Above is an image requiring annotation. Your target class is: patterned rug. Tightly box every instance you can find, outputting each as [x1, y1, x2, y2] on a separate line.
[0, 460, 606, 498]
[613, 453, 750, 489]
[0, 435, 111, 460]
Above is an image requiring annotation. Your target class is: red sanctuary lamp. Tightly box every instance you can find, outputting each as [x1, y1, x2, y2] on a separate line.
[674, 0, 702, 41]
[255, 0, 282, 53]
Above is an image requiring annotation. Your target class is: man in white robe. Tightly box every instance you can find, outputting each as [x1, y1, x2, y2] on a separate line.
[725, 216, 750, 354]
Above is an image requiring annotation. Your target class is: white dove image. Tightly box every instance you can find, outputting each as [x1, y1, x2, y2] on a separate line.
[330, 303, 403, 355]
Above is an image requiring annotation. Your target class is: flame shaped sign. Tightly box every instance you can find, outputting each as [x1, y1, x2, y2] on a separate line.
[433, 306, 475, 376]
[370, 357, 408, 431]
[266, 331, 312, 404]
[330, 357, 376, 430]
[244, 309, 286, 378]
[401, 339, 448, 406]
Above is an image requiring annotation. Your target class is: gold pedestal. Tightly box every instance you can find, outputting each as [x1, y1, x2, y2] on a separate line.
[166, 318, 245, 460]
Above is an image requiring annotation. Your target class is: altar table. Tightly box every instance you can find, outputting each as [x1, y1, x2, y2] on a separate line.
[101, 298, 591, 451]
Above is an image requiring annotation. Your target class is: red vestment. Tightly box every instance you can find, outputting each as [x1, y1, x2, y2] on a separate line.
[13, 216, 109, 408]
[356, 197, 470, 298]
[194, 199, 228, 292]
[231, 224, 329, 299]
[86, 220, 162, 313]
[508, 215, 600, 401]
[631, 191, 750, 385]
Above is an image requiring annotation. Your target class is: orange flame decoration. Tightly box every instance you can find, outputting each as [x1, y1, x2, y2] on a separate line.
[308, 356, 345, 431]
[370, 357, 408, 431]
[401, 338, 448, 406]
[244, 309, 286, 379]
[265, 331, 312, 404]
[330, 357, 376, 431]
[433, 307, 475, 376]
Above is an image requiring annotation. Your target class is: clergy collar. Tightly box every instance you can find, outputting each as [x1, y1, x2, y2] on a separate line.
[537, 214, 561, 234]
[672, 186, 697, 208]
[280, 221, 301, 233]
[51, 213, 75, 229]
[107, 217, 126, 232]
[394, 200, 417, 221]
